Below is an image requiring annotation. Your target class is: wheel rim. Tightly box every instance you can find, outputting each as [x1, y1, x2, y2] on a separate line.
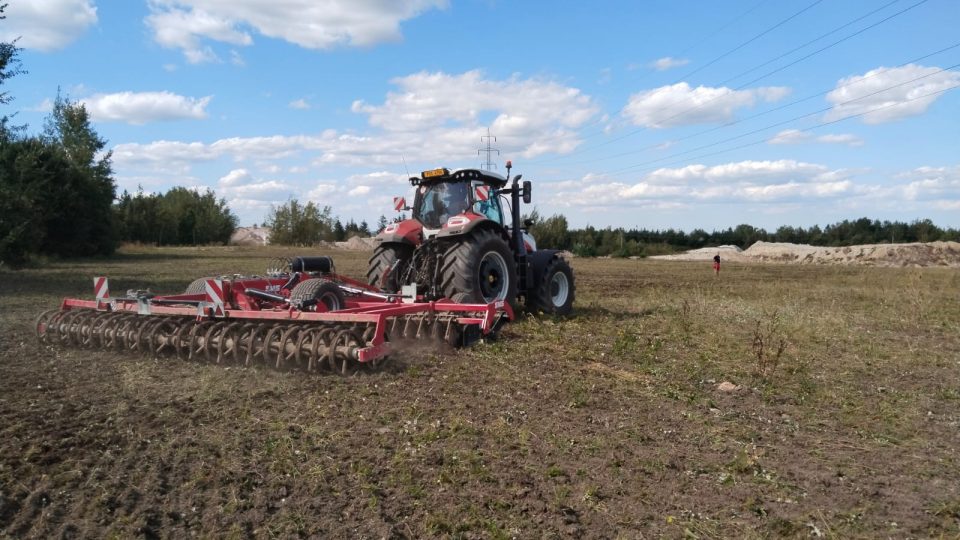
[477, 251, 510, 302]
[549, 271, 569, 307]
[319, 291, 342, 311]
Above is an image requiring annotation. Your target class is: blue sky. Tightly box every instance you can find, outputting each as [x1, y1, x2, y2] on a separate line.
[3, 0, 958, 230]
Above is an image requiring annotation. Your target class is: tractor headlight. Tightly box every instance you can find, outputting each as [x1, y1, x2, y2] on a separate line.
[446, 216, 470, 228]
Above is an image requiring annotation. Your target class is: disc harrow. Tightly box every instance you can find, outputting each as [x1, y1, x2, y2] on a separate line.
[36, 293, 508, 375]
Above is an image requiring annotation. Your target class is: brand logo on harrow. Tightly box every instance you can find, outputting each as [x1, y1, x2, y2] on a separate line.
[93, 277, 109, 301]
[475, 185, 490, 202]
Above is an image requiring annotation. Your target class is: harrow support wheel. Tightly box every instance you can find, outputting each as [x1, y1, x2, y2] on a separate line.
[185, 277, 213, 295]
[290, 279, 346, 312]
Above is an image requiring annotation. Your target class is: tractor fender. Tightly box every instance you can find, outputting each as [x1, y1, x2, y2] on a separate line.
[434, 213, 505, 241]
[376, 219, 422, 246]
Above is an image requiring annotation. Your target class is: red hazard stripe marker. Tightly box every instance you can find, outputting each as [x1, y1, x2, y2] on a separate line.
[205, 279, 226, 316]
[475, 185, 489, 201]
[93, 277, 109, 301]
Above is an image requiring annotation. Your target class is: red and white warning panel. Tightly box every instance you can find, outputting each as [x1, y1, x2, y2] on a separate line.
[93, 277, 109, 301]
[475, 185, 489, 201]
[205, 279, 226, 316]
[393, 196, 406, 212]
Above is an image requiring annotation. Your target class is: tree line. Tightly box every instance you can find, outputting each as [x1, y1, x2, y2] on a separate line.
[529, 213, 960, 258]
[264, 199, 374, 245]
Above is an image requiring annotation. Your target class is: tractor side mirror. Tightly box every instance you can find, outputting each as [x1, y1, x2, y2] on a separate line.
[523, 218, 534, 228]
[393, 196, 408, 212]
[522, 180, 532, 204]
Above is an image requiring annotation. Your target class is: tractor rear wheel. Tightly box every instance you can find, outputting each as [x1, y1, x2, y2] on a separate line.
[527, 255, 575, 315]
[440, 229, 517, 304]
[290, 278, 345, 312]
[367, 243, 412, 293]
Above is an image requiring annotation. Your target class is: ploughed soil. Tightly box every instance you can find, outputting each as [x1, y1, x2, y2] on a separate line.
[1, 246, 959, 538]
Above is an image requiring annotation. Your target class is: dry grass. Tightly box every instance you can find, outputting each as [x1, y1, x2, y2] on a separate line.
[1, 246, 958, 537]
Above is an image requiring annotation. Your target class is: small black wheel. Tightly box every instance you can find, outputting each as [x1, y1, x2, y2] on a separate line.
[290, 278, 346, 312]
[527, 255, 575, 316]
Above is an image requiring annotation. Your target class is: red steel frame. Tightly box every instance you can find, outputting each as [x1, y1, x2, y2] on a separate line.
[57, 273, 514, 363]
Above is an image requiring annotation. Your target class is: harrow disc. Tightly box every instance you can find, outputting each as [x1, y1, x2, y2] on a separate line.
[35, 305, 496, 375]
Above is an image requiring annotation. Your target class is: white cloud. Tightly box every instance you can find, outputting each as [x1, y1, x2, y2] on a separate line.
[0, 0, 97, 51]
[352, 70, 599, 157]
[27, 98, 55, 113]
[216, 169, 294, 201]
[82, 91, 212, 124]
[346, 171, 408, 187]
[289, 98, 310, 110]
[898, 165, 960, 201]
[825, 64, 960, 124]
[623, 83, 790, 128]
[348, 185, 372, 196]
[307, 183, 339, 199]
[146, 0, 447, 63]
[650, 57, 689, 71]
[546, 160, 856, 207]
[218, 168, 252, 186]
[115, 70, 601, 171]
[768, 129, 863, 146]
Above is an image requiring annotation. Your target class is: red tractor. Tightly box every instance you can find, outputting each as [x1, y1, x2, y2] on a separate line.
[368, 161, 575, 315]
[35, 163, 572, 374]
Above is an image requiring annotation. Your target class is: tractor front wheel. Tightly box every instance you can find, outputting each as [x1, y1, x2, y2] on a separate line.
[528, 256, 575, 315]
[367, 243, 412, 293]
[440, 230, 517, 304]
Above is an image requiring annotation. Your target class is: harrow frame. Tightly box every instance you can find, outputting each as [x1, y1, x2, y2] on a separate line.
[37, 275, 514, 372]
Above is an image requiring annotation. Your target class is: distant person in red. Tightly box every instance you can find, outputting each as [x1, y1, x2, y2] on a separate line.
[713, 254, 721, 275]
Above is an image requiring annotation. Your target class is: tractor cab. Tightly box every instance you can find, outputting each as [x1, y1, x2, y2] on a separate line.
[409, 168, 507, 232]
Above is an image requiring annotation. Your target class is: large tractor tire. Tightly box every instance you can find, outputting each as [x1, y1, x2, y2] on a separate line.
[440, 229, 517, 304]
[527, 255, 575, 316]
[290, 278, 346, 312]
[367, 243, 412, 293]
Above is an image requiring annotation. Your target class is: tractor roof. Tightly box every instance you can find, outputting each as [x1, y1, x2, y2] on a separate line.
[411, 167, 508, 188]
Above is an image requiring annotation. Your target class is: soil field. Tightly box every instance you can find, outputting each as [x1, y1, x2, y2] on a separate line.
[1, 245, 959, 538]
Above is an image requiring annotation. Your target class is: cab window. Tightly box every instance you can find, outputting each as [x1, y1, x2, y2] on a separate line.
[471, 182, 504, 224]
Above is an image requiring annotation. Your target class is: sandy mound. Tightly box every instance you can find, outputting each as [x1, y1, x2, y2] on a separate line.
[334, 236, 377, 250]
[230, 226, 271, 246]
[652, 241, 960, 267]
[651, 244, 748, 262]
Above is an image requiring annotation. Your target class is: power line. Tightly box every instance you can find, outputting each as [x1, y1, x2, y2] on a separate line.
[532, 0, 819, 155]
[550, 42, 960, 168]
[716, 0, 902, 87]
[675, 0, 770, 59]
[531, 0, 929, 164]
[607, 81, 960, 176]
[672, 0, 825, 83]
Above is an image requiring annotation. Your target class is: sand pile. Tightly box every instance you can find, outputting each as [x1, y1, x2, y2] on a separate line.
[652, 241, 960, 267]
[651, 244, 749, 262]
[230, 226, 271, 246]
[334, 236, 377, 250]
